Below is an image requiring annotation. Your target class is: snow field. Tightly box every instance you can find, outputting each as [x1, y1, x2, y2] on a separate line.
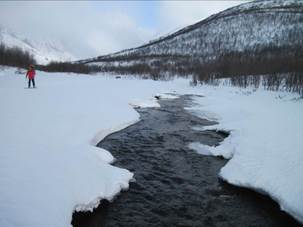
[0, 68, 189, 227]
[1, 67, 303, 226]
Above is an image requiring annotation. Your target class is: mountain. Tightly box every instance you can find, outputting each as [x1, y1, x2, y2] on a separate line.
[78, 0, 303, 80]
[0, 27, 74, 65]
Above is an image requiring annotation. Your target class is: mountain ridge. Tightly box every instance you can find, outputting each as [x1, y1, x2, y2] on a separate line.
[0, 27, 74, 65]
[77, 0, 303, 65]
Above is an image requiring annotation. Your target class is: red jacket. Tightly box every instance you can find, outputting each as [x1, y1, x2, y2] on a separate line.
[26, 69, 36, 79]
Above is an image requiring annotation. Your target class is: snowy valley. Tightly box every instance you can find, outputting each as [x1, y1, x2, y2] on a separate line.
[1, 0, 303, 227]
[78, 0, 303, 91]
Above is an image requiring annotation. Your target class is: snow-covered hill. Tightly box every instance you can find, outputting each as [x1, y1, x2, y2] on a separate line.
[78, 0, 303, 77]
[0, 27, 74, 65]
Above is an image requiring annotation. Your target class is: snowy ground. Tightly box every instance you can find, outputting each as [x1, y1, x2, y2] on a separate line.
[0, 67, 302, 226]
[0, 67, 189, 227]
[187, 85, 303, 223]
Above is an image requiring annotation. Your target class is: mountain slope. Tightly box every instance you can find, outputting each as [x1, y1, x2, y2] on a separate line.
[0, 27, 74, 65]
[78, 0, 303, 80]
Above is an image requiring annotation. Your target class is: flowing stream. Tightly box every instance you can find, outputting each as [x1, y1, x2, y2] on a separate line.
[72, 95, 301, 227]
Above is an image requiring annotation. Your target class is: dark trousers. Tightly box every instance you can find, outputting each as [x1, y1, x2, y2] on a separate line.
[28, 78, 35, 88]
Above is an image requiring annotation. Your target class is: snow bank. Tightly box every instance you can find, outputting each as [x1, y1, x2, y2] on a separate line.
[129, 93, 179, 108]
[129, 97, 160, 108]
[156, 93, 179, 100]
[188, 142, 213, 156]
[188, 85, 303, 223]
[0, 68, 189, 227]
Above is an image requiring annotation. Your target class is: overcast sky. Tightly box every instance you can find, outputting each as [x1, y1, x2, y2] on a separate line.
[0, 1, 247, 59]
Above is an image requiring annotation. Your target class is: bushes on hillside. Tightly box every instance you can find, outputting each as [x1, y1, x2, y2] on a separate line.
[0, 43, 36, 68]
[92, 45, 303, 95]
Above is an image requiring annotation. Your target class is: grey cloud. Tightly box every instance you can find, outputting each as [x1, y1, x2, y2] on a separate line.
[0, 1, 154, 59]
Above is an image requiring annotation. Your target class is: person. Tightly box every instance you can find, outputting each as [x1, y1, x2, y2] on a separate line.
[26, 64, 36, 88]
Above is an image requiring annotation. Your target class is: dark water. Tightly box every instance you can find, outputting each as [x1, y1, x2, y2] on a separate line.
[72, 95, 302, 227]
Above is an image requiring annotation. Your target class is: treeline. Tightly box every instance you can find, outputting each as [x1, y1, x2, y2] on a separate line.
[1, 41, 302, 95]
[97, 55, 188, 80]
[0, 43, 100, 74]
[38, 61, 101, 74]
[192, 45, 303, 96]
[0, 43, 36, 68]
[92, 44, 303, 95]
[193, 45, 303, 80]
[226, 73, 303, 96]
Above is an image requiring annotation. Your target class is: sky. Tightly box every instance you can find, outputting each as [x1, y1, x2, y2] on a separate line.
[0, 1, 247, 60]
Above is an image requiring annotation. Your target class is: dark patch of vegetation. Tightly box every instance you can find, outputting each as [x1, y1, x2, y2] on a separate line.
[192, 45, 303, 96]
[0, 43, 36, 68]
[0, 42, 102, 75]
[38, 61, 101, 74]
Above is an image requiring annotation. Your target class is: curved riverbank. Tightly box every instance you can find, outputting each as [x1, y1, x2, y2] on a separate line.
[73, 95, 302, 227]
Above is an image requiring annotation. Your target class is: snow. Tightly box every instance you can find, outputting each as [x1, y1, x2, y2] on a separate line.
[1, 66, 303, 226]
[129, 93, 179, 108]
[156, 93, 179, 99]
[188, 142, 213, 156]
[0, 67, 189, 227]
[129, 97, 161, 108]
[188, 85, 303, 223]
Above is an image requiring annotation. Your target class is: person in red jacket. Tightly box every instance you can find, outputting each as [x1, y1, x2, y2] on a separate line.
[26, 64, 36, 88]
